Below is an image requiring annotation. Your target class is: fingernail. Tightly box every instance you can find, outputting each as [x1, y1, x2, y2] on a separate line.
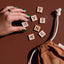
[27, 19, 30, 21]
[14, 6, 18, 8]
[22, 29, 28, 31]
[23, 9, 27, 11]
[27, 14, 31, 17]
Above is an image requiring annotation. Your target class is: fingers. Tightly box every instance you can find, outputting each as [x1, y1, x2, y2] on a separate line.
[8, 15, 29, 22]
[1, 6, 26, 13]
[11, 26, 26, 32]
[1, 6, 15, 13]
[11, 8, 26, 13]
[8, 12, 29, 18]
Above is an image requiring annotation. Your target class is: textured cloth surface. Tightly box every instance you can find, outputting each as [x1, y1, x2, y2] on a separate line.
[37, 40, 64, 64]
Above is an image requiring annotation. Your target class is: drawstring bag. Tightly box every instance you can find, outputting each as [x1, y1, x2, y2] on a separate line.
[28, 8, 64, 64]
[37, 40, 64, 64]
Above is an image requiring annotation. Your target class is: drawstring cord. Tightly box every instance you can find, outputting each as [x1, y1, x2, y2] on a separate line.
[51, 16, 59, 41]
[28, 49, 37, 64]
[51, 8, 62, 41]
[28, 8, 62, 64]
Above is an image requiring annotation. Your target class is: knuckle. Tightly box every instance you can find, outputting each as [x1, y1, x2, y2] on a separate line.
[6, 6, 8, 9]
[6, 6, 13, 9]
[6, 6, 11, 8]
[4, 12, 8, 15]
[18, 28, 22, 31]
[6, 15, 10, 20]
[23, 14, 26, 16]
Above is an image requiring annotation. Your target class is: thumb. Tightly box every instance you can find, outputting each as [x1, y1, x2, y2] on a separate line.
[11, 26, 26, 32]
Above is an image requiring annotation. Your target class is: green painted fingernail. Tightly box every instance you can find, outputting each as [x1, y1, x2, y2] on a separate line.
[14, 6, 18, 8]
[22, 29, 27, 31]
[23, 9, 27, 11]
[27, 19, 30, 21]
[27, 15, 31, 17]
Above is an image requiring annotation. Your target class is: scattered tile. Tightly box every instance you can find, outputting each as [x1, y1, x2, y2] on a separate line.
[40, 18, 46, 23]
[22, 22, 29, 27]
[34, 25, 41, 32]
[39, 30, 46, 37]
[37, 6, 43, 13]
[31, 15, 38, 21]
[28, 34, 35, 40]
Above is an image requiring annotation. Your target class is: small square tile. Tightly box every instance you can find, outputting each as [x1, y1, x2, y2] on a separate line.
[37, 6, 43, 13]
[39, 30, 46, 37]
[28, 34, 35, 40]
[40, 18, 46, 23]
[34, 25, 41, 32]
[22, 22, 29, 27]
[31, 15, 38, 21]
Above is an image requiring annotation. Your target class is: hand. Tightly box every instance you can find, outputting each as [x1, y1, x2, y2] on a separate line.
[0, 6, 30, 36]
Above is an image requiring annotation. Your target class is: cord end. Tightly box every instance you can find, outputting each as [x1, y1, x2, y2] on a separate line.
[56, 8, 62, 16]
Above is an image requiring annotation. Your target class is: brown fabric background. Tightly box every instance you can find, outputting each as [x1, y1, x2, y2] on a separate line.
[0, 0, 64, 64]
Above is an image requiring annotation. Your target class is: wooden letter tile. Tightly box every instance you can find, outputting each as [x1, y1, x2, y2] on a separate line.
[31, 15, 38, 21]
[39, 30, 46, 37]
[28, 34, 35, 40]
[37, 6, 43, 13]
[34, 25, 41, 32]
[22, 22, 29, 27]
[40, 18, 46, 23]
